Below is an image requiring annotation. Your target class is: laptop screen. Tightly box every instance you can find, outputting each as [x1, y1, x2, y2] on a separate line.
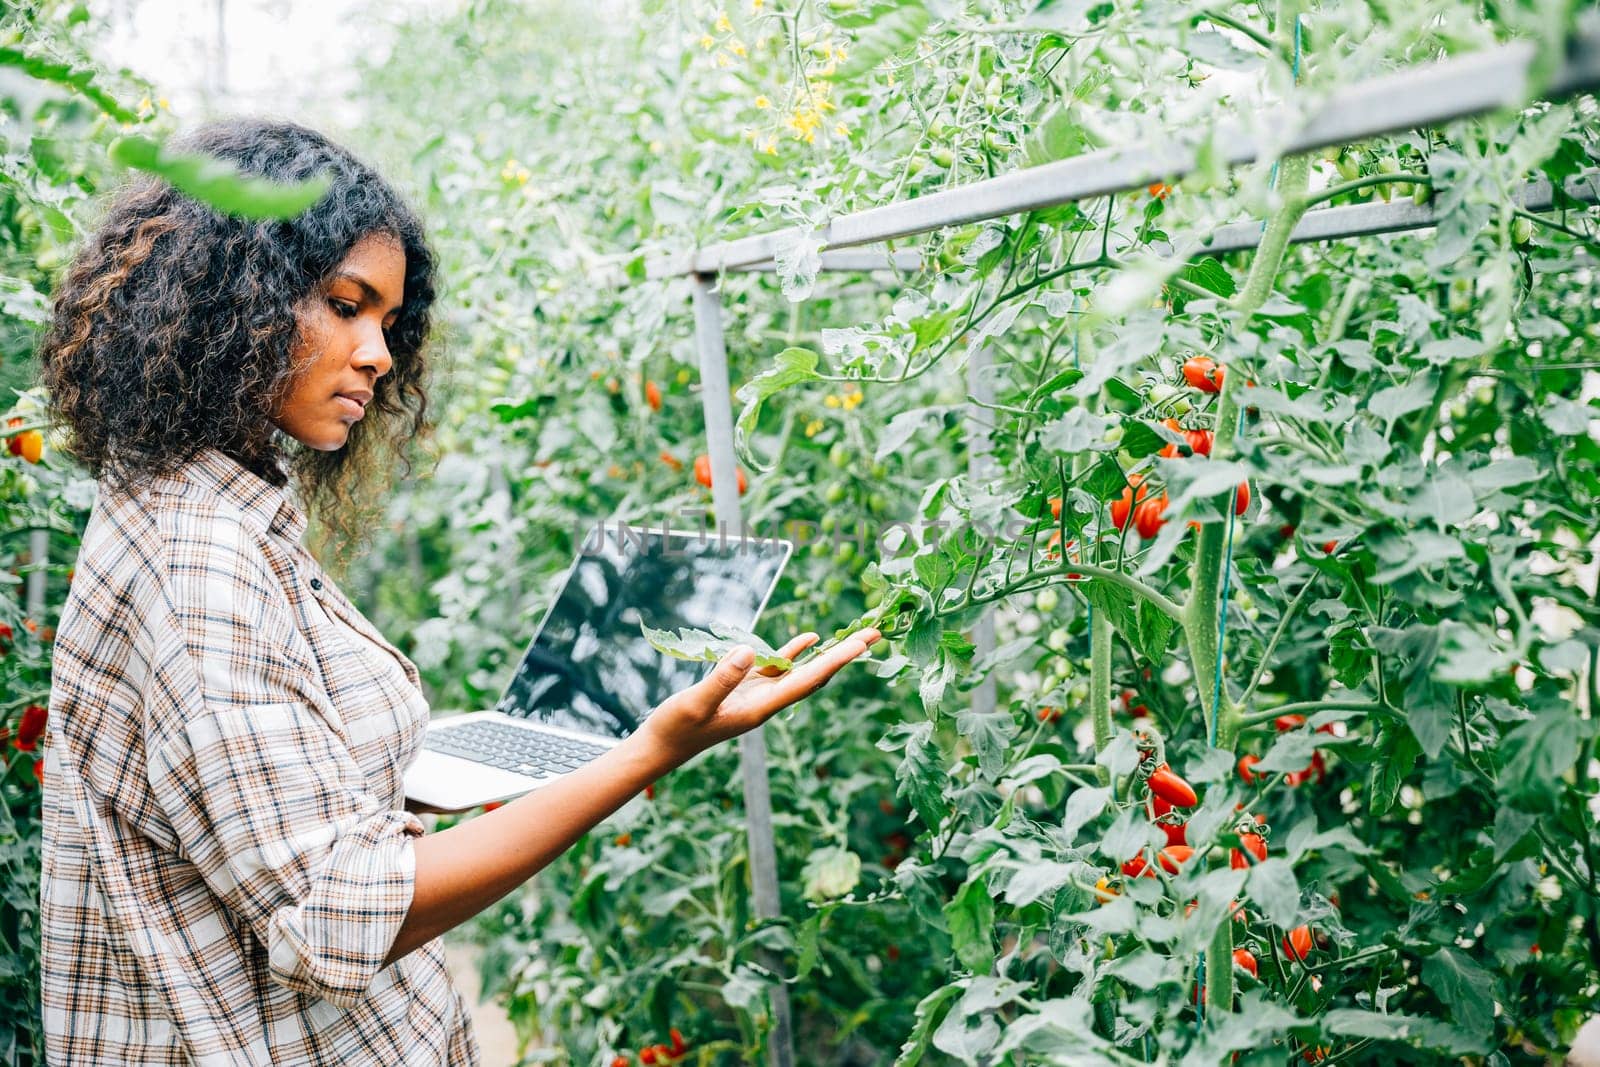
[494, 526, 793, 738]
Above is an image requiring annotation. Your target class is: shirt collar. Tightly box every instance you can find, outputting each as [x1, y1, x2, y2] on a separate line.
[159, 447, 308, 544]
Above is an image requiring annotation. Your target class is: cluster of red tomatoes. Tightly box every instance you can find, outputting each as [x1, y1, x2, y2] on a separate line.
[1, 703, 47, 785]
[612, 1027, 689, 1065]
[5, 417, 43, 464]
[1237, 715, 1343, 787]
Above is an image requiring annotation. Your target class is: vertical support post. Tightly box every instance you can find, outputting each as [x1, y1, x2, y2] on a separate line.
[690, 273, 795, 1067]
[966, 344, 996, 717]
[26, 529, 47, 621]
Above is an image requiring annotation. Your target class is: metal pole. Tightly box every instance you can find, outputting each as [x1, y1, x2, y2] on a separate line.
[689, 273, 795, 1067]
[966, 345, 996, 718]
[26, 529, 46, 621]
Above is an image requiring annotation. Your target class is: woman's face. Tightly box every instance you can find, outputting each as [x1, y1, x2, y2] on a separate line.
[270, 232, 406, 451]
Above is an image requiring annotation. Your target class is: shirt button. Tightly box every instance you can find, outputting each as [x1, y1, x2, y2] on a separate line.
[309, 578, 323, 591]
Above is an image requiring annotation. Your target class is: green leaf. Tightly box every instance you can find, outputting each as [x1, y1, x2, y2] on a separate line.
[944, 877, 995, 974]
[1422, 948, 1496, 1038]
[837, 3, 930, 80]
[1245, 858, 1299, 929]
[894, 984, 962, 1067]
[0, 45, 138, 122]
[878, 722, 947, 831]
[1118, 418, 1169, 459]
[1499, 707, 1590, 810]
[639, 622, 791, 669]
[1369, 725, 1421, 816]
[1368, 373, 1438, 425]
[1023, 104, 1086, 168]
[108, 135, 333, 220]
[734, 347, 822, 472]
[1177, 256, 1237, 299]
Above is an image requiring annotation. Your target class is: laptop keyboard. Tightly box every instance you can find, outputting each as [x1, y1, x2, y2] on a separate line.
[423, 719, 611, 778]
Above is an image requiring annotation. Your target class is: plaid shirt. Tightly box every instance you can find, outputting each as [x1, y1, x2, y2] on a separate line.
[40, 447, 481, 1065]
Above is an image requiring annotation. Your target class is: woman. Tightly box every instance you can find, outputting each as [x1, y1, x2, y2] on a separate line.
[35, 118, 877, 1065]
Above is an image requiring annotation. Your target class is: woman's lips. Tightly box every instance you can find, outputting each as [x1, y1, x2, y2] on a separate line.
[335, 395, 365, 419]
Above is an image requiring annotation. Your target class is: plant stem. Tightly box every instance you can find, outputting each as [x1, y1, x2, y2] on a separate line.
[1091, 608, 1112, 787]
[1239, 698, 1381, 727]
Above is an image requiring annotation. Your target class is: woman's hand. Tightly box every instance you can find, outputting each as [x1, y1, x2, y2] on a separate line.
[638, 628, 881, 767]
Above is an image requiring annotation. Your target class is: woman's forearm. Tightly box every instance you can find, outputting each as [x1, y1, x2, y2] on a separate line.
[385, 730, 679, 965]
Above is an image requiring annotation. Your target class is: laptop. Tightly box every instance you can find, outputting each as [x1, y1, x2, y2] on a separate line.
[403, 525, 793, 812]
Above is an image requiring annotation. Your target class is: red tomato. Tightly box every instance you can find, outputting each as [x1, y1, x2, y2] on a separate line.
[641, 1050, 657, 1066]
[1160, 820, 1188, 847]
[613, 1058, 631, 1067]
[1237, 754, 1262, 783]
[1109, 474, 1150, 530]
[1230, 832, 1268, 869]
[692, 454, 747, 494]
[670, 1029, 688, 1056]
[1133, 493, 1168, 539]
[1181, 357, 1224, 393]
[1122, 845, 1194, 878]
[1151, 794, 1173, 817]
[645, 381, 663, 411]
[1322, 540, 1338, 554]
[1234, 480, 1250, 515]
[1049, 496, 1062, 520]
[1233, 947, 1259, 978]
[14, 704, 46, 750]
[1283, 925, 1314, 962]
[1275, 714, 1307, 732]
[659, 451, 683, 472]
[1147, 763, 1198, 807]
[1148, 182, 1171, 200]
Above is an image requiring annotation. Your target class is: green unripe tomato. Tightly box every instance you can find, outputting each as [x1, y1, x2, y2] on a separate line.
[1474, 385, 1495, 406]
[676, 367, 693, 386]
[823, 482, 847, 505]
[820, 513, 838, 534]
[835, 541, 856, 563]
[1056, 658, 1076, 679]
[1448, 277, 1473, 314]
[1148, 383, 1177, 408]
[1103, 425, 1125, 445]
[1170, 396, 1193, 416]
[828, 442, 850, 467]
[906, 154, 926, 177]
[864, 586, 883, 608]
[823, 577, 846, 598]
[1067, 681, 1089, 703]
[871, 463, 889, 479]
[1046, 627, 1070, 652]
[868, 492, 888, 513]
[1412, 181, 1431, 206]
[1335, 151, 1361, 182]
[810, 541, 831, 559]
[1512, 216, 1534, 246]
[1234, 590, 1254, 611]
[983, 131, 1003, 151]
[1035, 587, 1060, 613]
[929, 117, 952, 142]
[930, 146, 956, 169]
[792, 583, 812, 600]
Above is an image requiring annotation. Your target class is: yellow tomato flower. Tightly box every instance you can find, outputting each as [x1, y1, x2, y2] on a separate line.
[714, 11, 732, 32]
[730, 40, 746, 56]
[805, 418, 824, 437]
[700, 33, 716, 49]
[824, 395, 841, 409]
[715, 51, 732, 67]
[834, 122, 849, 136]
[754, 95, 771, 109]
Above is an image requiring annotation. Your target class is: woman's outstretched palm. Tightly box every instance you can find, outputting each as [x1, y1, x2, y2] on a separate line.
[643, 629, 881, 761]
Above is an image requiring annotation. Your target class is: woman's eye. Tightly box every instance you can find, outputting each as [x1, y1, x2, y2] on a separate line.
[330, 299, 359, 318]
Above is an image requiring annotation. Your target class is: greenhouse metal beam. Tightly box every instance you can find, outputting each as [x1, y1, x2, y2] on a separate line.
[718, 170, 1600, 274]
[647, 26, 1600, 280]
[690, 276, 796, 1067]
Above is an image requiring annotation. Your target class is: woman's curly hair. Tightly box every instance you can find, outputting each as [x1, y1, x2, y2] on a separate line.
[38, 117, 437, 565]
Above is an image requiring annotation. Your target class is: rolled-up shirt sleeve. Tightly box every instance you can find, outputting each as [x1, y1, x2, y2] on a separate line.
[145, 514, 423, 1010]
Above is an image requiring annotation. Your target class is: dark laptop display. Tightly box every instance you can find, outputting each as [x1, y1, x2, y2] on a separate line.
[494, 528, 791, 738]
